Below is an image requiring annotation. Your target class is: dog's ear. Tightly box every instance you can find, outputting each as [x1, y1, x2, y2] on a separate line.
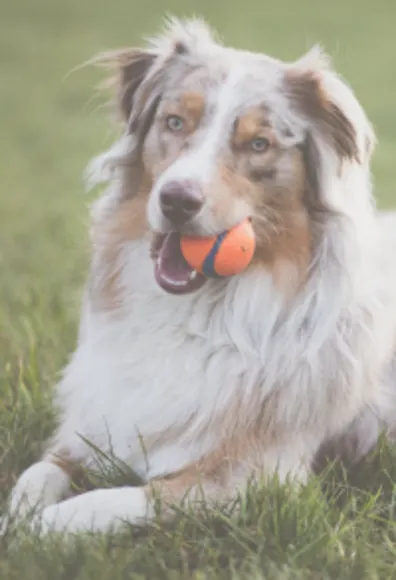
[95, 18, 217, 128]
[285, 46, 375, 166]
[103, 50, 157, 122]
[93, 42, 187, 152]
[95, 48, 160, 125]
[85, 18, 218, 191]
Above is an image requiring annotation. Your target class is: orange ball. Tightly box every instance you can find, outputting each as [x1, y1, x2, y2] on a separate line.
[180, 219, 256, 278]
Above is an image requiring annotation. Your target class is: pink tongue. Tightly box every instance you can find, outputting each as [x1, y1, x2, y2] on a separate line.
[155, 232, 206, 295]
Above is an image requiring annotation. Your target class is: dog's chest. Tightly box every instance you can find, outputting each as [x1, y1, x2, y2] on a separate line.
[58, 252, 281, 477]
[57, 238, 392, 479]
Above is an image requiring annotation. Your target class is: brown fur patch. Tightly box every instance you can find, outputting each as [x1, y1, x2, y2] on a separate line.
[146, 441, 248, 507]
[253, 147, 311, 295]
[162, 91, 205, 134]
[217, 163, 254, 199]
[90, 184, 152, 311]
[233, 108, 271, 148]
[180, 91, 205, 122]
[214, 147, 311, 298]
[145, 416, 296, 510]
[286, 70, 359, 162]
[47, 450, 103, 492]
[47, 450, 81, 480]
[253, 220, 311, 298]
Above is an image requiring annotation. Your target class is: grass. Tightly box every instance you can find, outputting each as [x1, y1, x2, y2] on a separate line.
[1, 0, 396, 577]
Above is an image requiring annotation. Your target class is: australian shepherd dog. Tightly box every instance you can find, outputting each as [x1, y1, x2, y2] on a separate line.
[4, 18, 396, 534]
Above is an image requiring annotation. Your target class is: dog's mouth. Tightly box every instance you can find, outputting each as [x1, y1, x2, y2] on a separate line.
[153, 232, 207, 295]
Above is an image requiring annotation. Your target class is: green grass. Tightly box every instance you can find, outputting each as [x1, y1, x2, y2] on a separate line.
[1, 0, 396, 577]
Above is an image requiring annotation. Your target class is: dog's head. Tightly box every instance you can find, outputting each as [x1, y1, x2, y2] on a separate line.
[90, 18, 375, 296]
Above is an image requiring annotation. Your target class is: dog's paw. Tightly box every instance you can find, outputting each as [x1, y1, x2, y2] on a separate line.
[28, 505, 68, 536]
[27, 491, 122, 535]
[28, 499, 100, 536]
[27, 487, 150, 536]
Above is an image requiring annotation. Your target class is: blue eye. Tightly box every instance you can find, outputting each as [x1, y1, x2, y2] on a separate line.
[166, 115, 184, 132]
[250, 137, 270, 153]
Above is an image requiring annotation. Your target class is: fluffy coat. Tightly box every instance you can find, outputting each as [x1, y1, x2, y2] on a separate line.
[4, 18, 396, 535]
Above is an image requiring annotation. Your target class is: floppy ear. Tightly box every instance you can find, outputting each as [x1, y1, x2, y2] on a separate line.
[94, 17, 217, 129]
[285, 49, 359, 163]
[85, 18, 218, 192]
[95, 48, 160, 127]
[106, 49, 156, 122]
[285, 46, 375, 166]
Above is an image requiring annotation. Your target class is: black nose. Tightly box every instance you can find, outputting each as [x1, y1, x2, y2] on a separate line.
[159, 180, 203, 226]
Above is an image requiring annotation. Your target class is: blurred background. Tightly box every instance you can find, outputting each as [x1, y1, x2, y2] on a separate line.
[0, 0, 395, 371]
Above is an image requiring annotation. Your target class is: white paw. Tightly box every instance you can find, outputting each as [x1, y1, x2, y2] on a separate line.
[28, 487, 151, 536]
[29, 503, 85, 536]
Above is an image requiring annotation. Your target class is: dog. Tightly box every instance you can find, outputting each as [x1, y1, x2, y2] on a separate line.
[4, 17, 396, 535]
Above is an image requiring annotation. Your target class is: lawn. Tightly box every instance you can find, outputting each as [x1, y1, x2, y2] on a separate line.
[1, 0, 396, 578]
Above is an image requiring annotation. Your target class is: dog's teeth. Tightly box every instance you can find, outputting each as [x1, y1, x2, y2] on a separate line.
[190, 270, 197, 281]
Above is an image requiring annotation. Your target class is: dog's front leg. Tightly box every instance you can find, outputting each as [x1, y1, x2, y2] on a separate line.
[27, 470, 224, 536]
[24, 435, 318, 536]
[28, 486, 152, 535]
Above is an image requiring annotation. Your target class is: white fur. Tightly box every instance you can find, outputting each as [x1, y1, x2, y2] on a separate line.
[4, 18, 396, 536]
[29, 488, 150, 535]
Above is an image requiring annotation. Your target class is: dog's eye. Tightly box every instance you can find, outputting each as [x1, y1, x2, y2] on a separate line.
[250, 137, 270, 153]
[166, 115, 184, 132]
